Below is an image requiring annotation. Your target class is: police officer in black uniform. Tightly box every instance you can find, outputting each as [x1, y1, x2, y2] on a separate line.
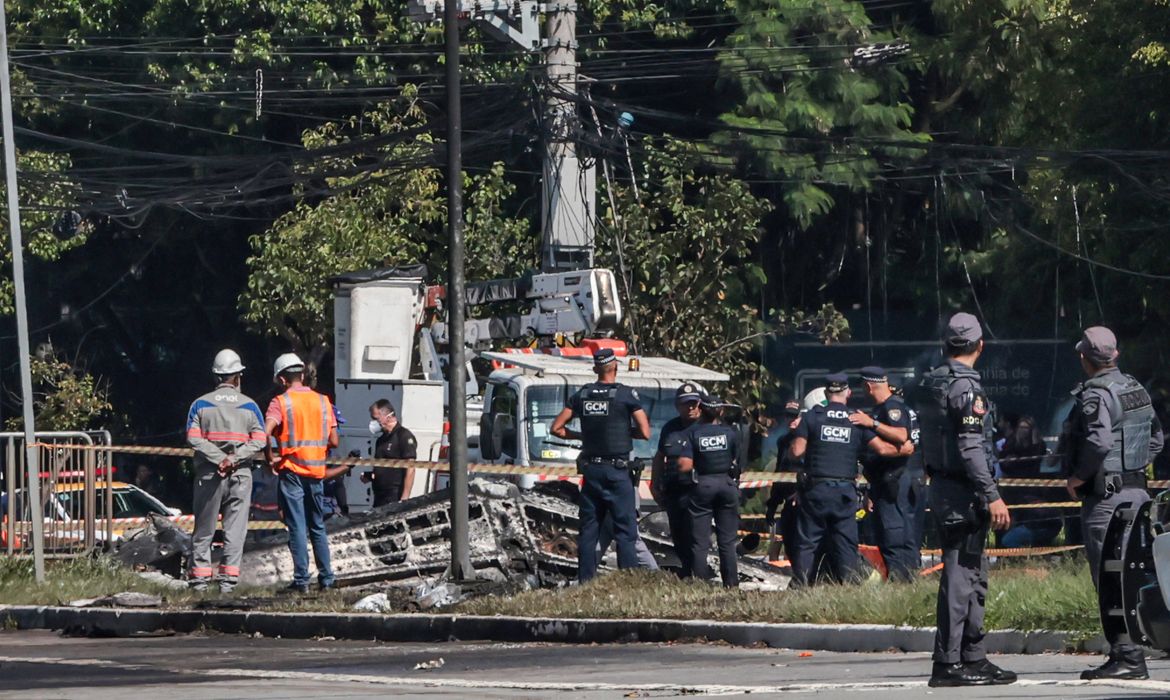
[1063, 326, 1164, 680]
[652, 383, 704, 577]
[551, 348, 651, 583]
[764, 400, 803, 560]
[787, 373, 903, 587]
[918, 312, 1015, 688]
[892, 384, 928, 564]
[854, 366, 916, 581]
[678, 394, 741, 587]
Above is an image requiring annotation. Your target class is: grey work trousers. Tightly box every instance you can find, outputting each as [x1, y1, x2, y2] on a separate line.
[931, 478, 990, 665]
[1082, 486, 1150, 662]
[191, 465, 252, 585]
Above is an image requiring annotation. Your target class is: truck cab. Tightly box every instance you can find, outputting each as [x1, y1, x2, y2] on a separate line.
[475, 351, 732, 484]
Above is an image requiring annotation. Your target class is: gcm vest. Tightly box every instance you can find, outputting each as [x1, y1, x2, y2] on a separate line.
[691, 423, 737, 475]
[806, 405, 863, 480]
[578, 383, 633, 457]
[1079, 373, 1154, 475]
[276, 390, 331, 478]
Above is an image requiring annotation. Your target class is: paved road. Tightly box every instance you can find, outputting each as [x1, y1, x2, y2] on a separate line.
[1, 630, 1168, 699]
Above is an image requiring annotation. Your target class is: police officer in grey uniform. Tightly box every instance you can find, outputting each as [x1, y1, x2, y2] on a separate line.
[787, 373, 904, 587]
[551, 348, 651, 583]
[918, 313, 1016, 687]
[1064, 326, 1164, 680]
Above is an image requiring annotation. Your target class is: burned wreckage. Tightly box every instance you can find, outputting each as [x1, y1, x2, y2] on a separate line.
[238, 479, 790, 590]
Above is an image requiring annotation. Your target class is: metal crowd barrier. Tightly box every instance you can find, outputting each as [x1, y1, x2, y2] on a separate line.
[2, 432, 113, 557]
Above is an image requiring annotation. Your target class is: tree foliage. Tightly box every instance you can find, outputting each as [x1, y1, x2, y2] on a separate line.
[5, 347, 114, 431]
[0, 151, 90, 316]
[239, 88, 534, 377]
[599, 137, 848, 422]
[716, 0, 925, 229]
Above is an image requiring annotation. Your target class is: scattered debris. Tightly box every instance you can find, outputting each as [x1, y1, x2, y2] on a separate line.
[115, 514, 192, 577]
[413, 580, 465, 610]
[413, 657, 445, 671]
[240, 479, 790, 592]
[134, 570, 188, 591]
[67, 592, 163, 608]
[353, 592, 394, 613]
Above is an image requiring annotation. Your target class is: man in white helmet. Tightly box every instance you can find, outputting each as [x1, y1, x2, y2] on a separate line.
[185, 349, 266, 593]
[264, 352, 339, 593]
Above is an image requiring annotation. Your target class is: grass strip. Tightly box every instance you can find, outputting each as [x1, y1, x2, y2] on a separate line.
[0, 556, 1100, 635]
[456, 560, 1100, 635]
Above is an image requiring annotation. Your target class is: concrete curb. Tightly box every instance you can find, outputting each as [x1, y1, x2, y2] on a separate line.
[0, 605, 1108, 655]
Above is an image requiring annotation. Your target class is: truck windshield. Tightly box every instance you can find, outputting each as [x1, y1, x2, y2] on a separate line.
[526, 384, 679, 463]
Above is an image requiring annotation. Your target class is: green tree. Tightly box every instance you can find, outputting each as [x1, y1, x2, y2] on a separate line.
[239, 90, 534, 378]
[1, 151, 90, 316]
[5, 347, 114, 431]
[716, 0, 925, 229]
[599, 137, 847, 422]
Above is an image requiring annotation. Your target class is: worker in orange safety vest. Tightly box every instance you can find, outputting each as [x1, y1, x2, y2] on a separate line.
[264, 353, 339, 593]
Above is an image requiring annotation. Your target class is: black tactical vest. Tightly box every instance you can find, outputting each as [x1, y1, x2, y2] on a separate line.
[1078, 372, 1155, 475]
[578, 382, 634, 457]
[805, 404, 864, 480]
[917, 363, 987, 477]
[690, 423, 737, 475]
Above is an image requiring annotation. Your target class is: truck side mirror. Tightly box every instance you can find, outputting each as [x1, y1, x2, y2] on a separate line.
[479, 414, 501, 460]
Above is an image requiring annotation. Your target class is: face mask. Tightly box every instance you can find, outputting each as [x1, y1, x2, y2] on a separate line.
[368, 419, 382, 437]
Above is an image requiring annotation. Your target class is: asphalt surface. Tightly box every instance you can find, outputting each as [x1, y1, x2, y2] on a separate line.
[1, 630, 1169, 699]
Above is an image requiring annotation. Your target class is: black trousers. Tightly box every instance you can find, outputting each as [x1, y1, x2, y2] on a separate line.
[871, 471, 917, 582]
[662, 485, 694, 577]
[790, 481, 860, 586]
[688, 473, 740, 587]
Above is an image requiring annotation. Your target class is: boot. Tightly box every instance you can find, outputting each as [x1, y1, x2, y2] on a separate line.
[1080, 656, 1148, 681]
[928, 662, 993, 687]
[965, 659, 1017, 685]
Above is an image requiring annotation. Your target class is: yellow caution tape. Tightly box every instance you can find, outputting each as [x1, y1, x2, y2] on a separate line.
[30, 443, 1170, 491]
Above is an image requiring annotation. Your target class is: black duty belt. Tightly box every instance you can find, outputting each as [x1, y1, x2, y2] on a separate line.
[583, 456, 627, 466]
[695, 469, 733, 477]
[800, 475, 856, 486]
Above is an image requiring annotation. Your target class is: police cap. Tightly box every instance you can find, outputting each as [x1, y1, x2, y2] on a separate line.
[700, 393, 723, 408]
[783, 400, 801, 416]
[675, 383, 703, 403]
[944, 312, 983, 344]
[1076, 326, 1119, 365]
[825, 372, 850, 393]
[592, 348, 618, 367]
[860, 366, 887, 383]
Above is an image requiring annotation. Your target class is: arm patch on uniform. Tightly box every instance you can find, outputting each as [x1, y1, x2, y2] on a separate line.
[886, 408, 902, 423]
[1083, 398, 1100, 417]
[956, 390, 987, 434]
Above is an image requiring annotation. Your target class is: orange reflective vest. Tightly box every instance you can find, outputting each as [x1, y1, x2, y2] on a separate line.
[275, 389, 332, 479]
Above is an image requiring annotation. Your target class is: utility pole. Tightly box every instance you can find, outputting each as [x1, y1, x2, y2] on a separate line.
[0, 0, 44, 581]
[541, 2, 594, 272]
[444, 0, 473, 581]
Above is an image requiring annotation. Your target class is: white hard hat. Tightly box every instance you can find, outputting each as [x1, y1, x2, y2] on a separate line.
[273, 352, 305, 379]
[211, 349, 245, 375]
[801, 387, 828, 412]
